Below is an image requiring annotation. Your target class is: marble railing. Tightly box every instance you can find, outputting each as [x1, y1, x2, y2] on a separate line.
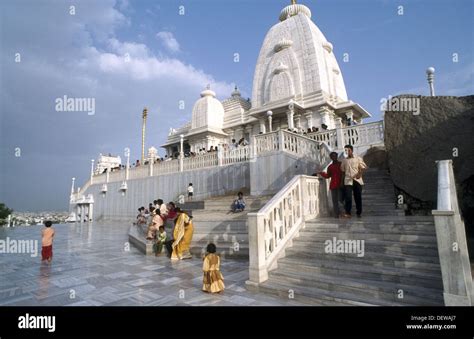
[307, 129, 337, 148]
[128, 164, 148, 180]
[342, 121, 384, 147]
[255, 131, 279, 154]
[247, 175, 325, 284]
[432, 160, 473, 305]
[221, 146, 251, 165]
[154, 159, 180, 174]
[83, 148, 248, 187]
[255, 130, 318, 156]
[254, 129, 332, 169]
[183, 152, 218, 171]
[307, 120, 384, 150]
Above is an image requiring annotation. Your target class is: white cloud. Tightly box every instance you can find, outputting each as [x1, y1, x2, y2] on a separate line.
[0, 0, 233, 211]
[156, 31, 180, 53]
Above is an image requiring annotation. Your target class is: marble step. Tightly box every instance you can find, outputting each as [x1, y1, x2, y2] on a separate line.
[254, 276, 441, 306]
[288, 240, 440, 257]
[297, 231, 437, 243]
[267, 270, 443, 305]
[285, 245, 440, 264]
[307, 222, 436, 233]
[307, 216, 435, 223]
[276, 258, 443, 289]
[282, 251, 441, 272]
[248, 279, 386, 306]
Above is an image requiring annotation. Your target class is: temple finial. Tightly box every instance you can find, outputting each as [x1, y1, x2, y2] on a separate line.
[291, 0, 297, 5]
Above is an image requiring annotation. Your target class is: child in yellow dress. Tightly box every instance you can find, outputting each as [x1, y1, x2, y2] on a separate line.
[202, 243, 225, 293]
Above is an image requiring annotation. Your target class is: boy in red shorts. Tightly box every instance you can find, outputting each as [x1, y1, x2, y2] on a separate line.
[41, 220, 55, 263]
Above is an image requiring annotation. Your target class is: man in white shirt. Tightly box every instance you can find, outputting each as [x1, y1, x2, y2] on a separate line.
[340, 144, 368, 218]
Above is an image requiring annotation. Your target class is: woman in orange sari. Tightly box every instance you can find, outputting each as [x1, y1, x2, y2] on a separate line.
[171, 209, 194, 260]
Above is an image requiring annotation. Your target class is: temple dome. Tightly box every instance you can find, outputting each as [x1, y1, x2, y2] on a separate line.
[251, 1, 348, 110]
[279, 3, 312, 21]
[191, 87, 225, 130]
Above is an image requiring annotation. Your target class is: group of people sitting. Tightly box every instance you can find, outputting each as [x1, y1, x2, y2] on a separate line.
[134, 198, 225, 293]
[136, 199, 190, 259]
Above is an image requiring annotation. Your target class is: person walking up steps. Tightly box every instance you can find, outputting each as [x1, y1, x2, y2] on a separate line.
[340, 145, 368, 218]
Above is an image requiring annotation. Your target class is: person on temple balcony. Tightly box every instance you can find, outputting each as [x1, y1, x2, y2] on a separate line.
[340, 145, 368, 218]
[171, 208, 194, 260]
[318, 152, 344, 218]
[321, 124, 328, 130]
[238, 138, 249, 147]
[312, 126, 319, 133]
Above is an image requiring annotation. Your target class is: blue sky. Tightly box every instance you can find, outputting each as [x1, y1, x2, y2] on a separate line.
[0, 0, 473, 211]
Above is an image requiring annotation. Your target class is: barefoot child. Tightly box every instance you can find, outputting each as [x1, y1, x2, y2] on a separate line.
[41, 221, 55, 263]
[187, 183, 194, 201]
[202, 243, 225, 293]
[154, 226, 167, 256]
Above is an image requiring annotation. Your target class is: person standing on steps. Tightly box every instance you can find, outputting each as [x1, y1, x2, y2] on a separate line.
[187, 183, 194, 202]
[318, 152, 344, 218]
[340, 145, 367, 218]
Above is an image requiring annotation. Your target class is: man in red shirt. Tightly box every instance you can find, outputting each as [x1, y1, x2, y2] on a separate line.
[318, 152, 344, 218]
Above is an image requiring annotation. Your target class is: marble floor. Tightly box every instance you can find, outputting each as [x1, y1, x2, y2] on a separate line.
[0, 222, 301, 306]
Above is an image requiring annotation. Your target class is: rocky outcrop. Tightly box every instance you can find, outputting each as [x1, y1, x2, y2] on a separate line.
[384, 95, 474, 239]
[363, 146, 388, 169]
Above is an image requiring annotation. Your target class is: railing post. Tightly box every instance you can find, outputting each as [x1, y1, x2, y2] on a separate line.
[278, 130, 285, 151]
[218, 147, 223, 166]
[436, 160, 451, 211]
[252, 135, 257, 158]
[247, 213, 268, 285]
[335, 126, 344, 150]
[432, 160, 473, 306]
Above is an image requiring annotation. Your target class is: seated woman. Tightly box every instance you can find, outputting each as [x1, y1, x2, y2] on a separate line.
[232, 192, 246, 212]
[146, 208, 163, 240]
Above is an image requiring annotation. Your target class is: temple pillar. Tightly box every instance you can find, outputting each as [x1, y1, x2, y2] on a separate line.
[304, 110, 313, 130]
[89, 203, 94, 222]
[318, 105, 334, 129]
[294, 114, 301, 131]
[286, 108, 295, 130]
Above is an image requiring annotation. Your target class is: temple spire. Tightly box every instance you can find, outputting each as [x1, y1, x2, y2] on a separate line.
[291, 0, 297, 4]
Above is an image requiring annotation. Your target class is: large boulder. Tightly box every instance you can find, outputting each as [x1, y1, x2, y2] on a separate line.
[384, 94, 474, 222]
[363, 146, 388, 170]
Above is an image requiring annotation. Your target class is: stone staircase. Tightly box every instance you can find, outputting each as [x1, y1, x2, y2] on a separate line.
[187, 193, 272, 259]
[129, 192, 272, 258]
[249, 168, 445, 305]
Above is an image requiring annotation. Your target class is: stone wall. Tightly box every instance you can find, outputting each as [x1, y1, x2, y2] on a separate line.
[85, 162, 250, 221]
[384, 95, 474, 240]
[250, 151, 319, 196]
